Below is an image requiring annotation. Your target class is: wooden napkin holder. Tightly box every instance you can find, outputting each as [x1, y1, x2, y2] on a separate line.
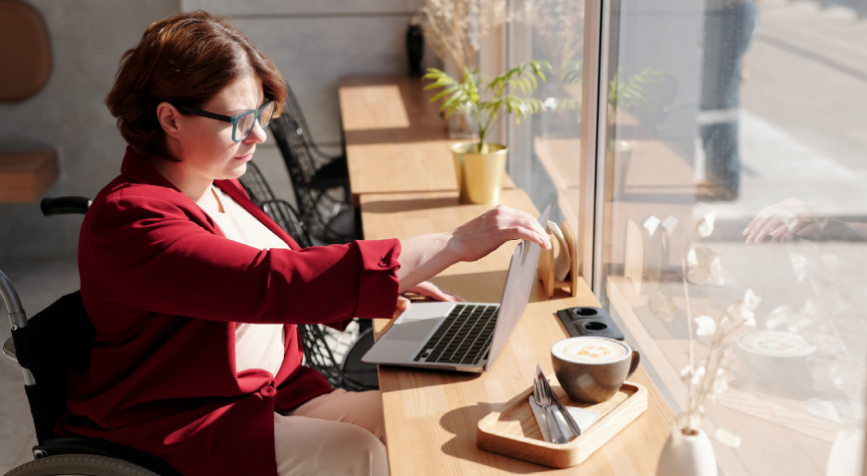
[537, 221, 579, 298]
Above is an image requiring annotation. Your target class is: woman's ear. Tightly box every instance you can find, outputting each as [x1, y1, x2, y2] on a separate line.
[156, 102, 183, 139]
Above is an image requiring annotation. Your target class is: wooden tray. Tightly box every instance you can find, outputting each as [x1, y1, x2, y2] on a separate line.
[477, 379, 648, 468]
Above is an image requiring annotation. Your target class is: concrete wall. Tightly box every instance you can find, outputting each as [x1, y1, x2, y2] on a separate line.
[0, 0, 436, 262]
[0, 0, 181, 262]
[182, 0, 440, 158]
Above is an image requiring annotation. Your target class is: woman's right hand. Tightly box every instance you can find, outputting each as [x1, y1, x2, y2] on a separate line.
[396, 205, 551, 293]
[448, 205, 551, 262]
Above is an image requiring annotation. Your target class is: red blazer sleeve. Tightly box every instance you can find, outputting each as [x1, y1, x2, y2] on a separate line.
[84, 193, 401, 325]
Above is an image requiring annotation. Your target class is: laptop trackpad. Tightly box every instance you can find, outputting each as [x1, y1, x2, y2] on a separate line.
[385, 319, 440, 342]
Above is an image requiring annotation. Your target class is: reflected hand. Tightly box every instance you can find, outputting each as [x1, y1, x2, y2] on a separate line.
[449, 204, 551, 262]
[743, 198, 816, 244]
[394, 281, 463, 317]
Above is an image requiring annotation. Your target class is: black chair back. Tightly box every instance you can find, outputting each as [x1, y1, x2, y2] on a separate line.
[259, 199, 313, 249]
[236, 160, 277, 205]
[281, 81, 345, 162]
[270, 114, 355, 244]
[296, 325, 372, 392]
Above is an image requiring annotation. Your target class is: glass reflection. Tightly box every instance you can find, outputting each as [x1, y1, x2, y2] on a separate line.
[599, 0, 867, 474]
[507, 0, 587, 225]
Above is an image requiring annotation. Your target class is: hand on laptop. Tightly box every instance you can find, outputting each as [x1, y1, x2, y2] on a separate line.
[450, 205, 552, 263]
[394, 281, 463, 317]
[397, 205, 550, 293]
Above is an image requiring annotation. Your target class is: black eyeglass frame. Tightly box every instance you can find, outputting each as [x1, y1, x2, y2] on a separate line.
[176, 98, 276, 142]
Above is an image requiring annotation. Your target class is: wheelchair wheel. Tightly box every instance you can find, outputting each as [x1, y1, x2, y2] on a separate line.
[5, 454, 160, 476]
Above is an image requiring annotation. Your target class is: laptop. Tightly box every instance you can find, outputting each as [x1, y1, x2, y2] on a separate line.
[362, 206, 550, 373]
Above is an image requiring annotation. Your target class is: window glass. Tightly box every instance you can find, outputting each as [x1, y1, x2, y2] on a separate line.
[507, 0, 586, 231]
[599, 0, 867, 473]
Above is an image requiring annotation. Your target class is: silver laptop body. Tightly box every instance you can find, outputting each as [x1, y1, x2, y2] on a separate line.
[361, 206, 550, 373]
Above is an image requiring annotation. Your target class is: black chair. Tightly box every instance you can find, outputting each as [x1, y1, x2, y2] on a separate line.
[280, 81, 349, 194]
[269, 84, 357, 244]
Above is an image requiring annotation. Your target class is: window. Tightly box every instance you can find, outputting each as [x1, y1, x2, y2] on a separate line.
[509, 0, 867, 472]
[506, 0, 586, 233]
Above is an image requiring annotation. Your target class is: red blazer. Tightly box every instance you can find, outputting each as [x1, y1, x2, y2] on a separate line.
[57, 148, 401, 476]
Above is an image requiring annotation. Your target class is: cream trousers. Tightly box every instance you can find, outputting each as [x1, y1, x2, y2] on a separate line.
[274, 389, 388, 476]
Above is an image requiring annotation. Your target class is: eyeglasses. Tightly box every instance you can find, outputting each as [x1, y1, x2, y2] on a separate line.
[176, 99, 276, 142]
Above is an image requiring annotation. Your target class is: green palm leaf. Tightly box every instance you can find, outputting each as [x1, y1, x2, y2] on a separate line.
[424, 61, 551, 150]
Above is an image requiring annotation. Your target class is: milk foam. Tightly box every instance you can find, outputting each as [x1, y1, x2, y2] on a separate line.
[557, 338, 627, 363]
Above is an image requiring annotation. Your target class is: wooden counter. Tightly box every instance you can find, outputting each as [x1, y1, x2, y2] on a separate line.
[360, 189, 673, 475]
[339, 76, 514, 206]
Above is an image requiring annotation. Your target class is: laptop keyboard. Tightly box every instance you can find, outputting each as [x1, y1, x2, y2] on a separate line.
[413, 304, 499, 365]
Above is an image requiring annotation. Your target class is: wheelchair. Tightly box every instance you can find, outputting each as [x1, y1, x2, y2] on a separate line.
[1, 182, 376, 475]
[2, 197, 182, 476]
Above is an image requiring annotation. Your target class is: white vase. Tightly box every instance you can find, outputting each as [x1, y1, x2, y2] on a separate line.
[656, 429, 718, 476]
[826, 428, 864, 476]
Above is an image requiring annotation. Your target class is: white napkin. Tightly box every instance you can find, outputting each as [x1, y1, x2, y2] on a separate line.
[547, 222, 572, 282]
[529, 396, 599, 442]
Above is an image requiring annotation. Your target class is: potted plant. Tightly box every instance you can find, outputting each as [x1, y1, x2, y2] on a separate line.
[424, 61, 550, 204]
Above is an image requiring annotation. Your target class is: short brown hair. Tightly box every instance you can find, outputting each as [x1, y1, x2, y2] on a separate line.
[105, 10, 287, 162]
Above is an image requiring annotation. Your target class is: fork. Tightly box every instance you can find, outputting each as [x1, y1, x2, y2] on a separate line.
[533, 377, 569, 444]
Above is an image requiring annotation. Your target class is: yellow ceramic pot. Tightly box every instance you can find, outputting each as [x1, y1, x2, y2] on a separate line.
[451, 142, 508, 205]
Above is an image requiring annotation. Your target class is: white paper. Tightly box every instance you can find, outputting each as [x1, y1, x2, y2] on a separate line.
[528, 396, 599, 442]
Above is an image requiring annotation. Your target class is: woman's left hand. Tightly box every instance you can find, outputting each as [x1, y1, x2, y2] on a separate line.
[394, 281, 463, 317]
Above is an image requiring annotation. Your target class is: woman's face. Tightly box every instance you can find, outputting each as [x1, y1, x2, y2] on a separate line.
[172, 74, 267, 182]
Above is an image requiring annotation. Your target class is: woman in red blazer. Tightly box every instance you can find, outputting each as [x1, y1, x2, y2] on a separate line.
[56, 10, 550, 476]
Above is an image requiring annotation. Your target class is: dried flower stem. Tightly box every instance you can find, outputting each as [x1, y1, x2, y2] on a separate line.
[421, 0, 512, 74]
[681, 257, 695, 430]
[806, 273, 850, 356]
[512, 0, 585, 69]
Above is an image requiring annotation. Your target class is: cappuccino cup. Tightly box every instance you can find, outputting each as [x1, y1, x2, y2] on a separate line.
[551, 337, 640, 404]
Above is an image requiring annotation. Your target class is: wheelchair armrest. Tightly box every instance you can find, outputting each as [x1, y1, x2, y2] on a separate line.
[40, 196, 91, 216]
[3, 336, 16, 363]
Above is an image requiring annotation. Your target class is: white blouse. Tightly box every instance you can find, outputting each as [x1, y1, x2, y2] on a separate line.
[200, 186, 288, 377]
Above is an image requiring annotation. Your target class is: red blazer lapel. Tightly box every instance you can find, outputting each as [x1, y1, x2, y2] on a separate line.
[118, 147, 296, 247]
[118, 147, 226, 236]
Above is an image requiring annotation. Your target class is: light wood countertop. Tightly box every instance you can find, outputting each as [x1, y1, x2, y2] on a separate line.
[360, 189, 673, 475]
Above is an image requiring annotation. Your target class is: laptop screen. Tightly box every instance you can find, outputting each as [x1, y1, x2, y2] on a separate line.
[484, 205, 550, 370]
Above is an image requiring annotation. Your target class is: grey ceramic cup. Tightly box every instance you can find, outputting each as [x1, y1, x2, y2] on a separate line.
[551, 337, 640, 404]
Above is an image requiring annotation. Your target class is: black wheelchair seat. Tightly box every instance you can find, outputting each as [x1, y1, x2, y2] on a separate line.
[3, 287, 183, 476]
